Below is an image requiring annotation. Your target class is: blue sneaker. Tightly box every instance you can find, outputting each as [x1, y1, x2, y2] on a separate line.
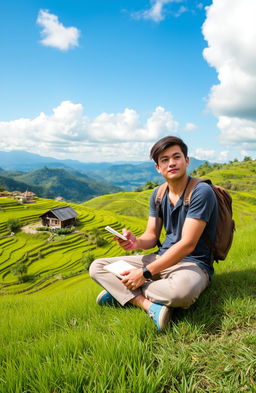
[147, 303, 171, 330]
[96, 290, 120, 307]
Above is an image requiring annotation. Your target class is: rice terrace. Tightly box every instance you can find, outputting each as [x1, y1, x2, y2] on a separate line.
[0, 160, 256, 393]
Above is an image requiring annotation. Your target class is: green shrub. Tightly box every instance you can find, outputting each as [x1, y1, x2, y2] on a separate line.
[6, 218, 21, 232]
[36, 226, 49, 231]
[95, 237, 107, 247]
[11, 262, 27, 277]
[51, 227, 73, 235]
[88, 228, 108, 247]
[36, 227, 50, 232]
[81, 253, 95, 271]
[18, 274, 35, 283]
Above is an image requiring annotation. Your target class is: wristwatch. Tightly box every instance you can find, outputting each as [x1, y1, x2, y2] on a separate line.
[142, 267, 153, 280]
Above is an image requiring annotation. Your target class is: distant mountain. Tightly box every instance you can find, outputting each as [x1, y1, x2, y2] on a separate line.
[0, 150, 205, 191]
[0, 150, 122, 172]
[87, 158, 206, 190]
[0, 167, 121, 203]
[0, 150, 64, 171]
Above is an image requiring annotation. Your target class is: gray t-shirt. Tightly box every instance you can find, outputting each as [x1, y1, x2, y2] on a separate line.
[150, 181, 218, 277]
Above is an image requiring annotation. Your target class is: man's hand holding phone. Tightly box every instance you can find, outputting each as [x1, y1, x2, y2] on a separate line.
[105, 226, 138, 250]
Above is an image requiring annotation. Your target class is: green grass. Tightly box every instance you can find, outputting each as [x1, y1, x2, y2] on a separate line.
[0, 222, 255, 392]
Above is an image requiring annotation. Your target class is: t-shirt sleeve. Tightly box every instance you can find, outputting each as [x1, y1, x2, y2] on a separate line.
[149, 188, 158, 217]
[186, 182, 217, 222]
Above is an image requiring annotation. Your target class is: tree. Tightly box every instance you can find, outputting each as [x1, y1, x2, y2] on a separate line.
[11, 262, 27, 277]
[88, 228, 107, 247]
[6, 218, 21, 232]
[136, 181, 160, 191]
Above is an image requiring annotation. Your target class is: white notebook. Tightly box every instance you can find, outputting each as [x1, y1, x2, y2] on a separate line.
[103, 260, 136, 279]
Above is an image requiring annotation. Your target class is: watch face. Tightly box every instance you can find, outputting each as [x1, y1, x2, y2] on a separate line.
[143, 267, 152, 279]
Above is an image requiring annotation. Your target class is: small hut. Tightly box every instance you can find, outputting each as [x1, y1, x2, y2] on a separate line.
[40, 206, 78, 228]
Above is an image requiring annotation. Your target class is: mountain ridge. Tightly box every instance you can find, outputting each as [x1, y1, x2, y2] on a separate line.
[0, 149, 206, 191]
[0, 167, 121, 203]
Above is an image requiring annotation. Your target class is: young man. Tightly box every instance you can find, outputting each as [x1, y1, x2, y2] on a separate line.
[89, 136, 218, 330]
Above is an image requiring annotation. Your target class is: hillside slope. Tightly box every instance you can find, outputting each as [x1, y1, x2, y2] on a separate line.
[193, 159, 256, 226]
[85, 159, 256, 227]
[192, 159, 256, 191]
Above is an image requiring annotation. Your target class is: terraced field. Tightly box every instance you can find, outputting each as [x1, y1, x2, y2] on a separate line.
[0, 197, 149, 295]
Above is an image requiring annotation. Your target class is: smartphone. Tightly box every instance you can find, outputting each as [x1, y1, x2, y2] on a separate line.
[105, 226, 128, 241]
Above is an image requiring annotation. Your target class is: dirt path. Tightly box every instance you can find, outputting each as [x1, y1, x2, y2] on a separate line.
[21, 222, 43, 234]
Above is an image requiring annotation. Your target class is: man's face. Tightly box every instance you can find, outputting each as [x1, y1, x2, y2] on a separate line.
[155, 145, 189, 181]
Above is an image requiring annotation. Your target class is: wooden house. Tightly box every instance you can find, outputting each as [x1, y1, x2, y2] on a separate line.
[40, 206, 78, 228]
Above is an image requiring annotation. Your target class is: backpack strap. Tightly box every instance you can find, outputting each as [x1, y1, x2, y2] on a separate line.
[155, 182, 168, 247]
[183, 177, 213, 252]
[183, 177, 212, 206]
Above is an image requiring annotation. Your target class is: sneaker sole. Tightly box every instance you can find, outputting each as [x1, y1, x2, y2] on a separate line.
[96, 290, 108, 305]
[158, 306, 172, 330]
[96, 290, 120, 306]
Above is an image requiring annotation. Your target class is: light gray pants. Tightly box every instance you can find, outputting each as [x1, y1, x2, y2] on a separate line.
[89, 253, 209, 308]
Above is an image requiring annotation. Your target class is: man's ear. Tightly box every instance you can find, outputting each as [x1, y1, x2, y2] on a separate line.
[186, 156, 190, 167]
[155, 163, 161, 174]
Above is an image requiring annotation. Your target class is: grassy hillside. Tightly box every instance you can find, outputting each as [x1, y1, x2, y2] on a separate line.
[83, 190, 152, 220]
[192, 159, 256, 191]
[0, 160, 255, 393]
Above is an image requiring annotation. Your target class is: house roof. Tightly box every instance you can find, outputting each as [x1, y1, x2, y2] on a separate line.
[40, 206, 78, 221]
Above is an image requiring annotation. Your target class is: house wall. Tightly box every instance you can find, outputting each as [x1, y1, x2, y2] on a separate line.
[61, 218, 76, 228]
[41, 216, 76, 228]
[41, 217, 61, 228]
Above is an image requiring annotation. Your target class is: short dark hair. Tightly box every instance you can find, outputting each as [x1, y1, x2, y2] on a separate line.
[150, 136, 188, 163]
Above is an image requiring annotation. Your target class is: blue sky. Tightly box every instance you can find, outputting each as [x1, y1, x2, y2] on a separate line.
[1, 0, 255, 163]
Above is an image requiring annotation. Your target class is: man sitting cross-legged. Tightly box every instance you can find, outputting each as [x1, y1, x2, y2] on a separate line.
[89, 136, 218, 330]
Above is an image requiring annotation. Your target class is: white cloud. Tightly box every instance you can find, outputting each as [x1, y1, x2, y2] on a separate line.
[192, 148, 228, 163]
[183, 122, 198, 131]
[131, 0, 188, 22]
[217, 116, 256, 151]
[37, 9, 80, 51]
[202, 0, 256, 152]
[132, 0, 172, 22]
[0, 101, 179, 161]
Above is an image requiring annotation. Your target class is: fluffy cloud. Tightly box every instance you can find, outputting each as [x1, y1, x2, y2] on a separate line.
[0, 101, 178, 161]
[202, 0, 256, 150]
[192, 148, 228, 163]
[217, 116, 256, 151]
[37, 9, 80, 51]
